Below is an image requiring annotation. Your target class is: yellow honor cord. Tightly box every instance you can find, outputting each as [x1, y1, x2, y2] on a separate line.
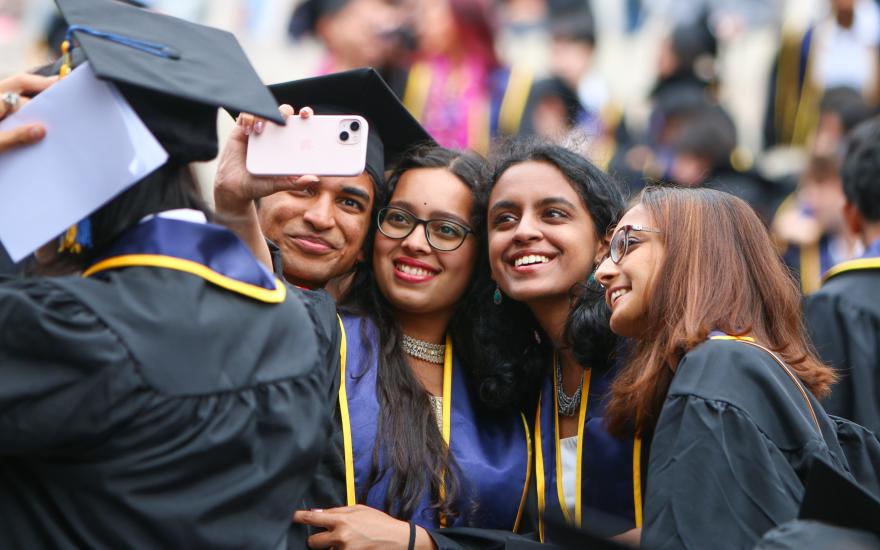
[534, 393, 546, 542]
[337, 318, 357, 506]
[437, 334, 454, 527]
[822, 257, 880, 282]
[551, 351, 591, 526]
[573, 368, 591, 526]
[512, 412, 533, 533]
[633, 437, 643, 528]
[82, 254, 286, 303]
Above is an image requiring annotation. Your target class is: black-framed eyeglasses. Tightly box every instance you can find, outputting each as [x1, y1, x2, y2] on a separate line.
[377, 206, 473, 252]
[609, 224, 660, 264]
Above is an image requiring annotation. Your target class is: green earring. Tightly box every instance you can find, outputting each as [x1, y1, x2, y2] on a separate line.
[493, 284, 503, 305]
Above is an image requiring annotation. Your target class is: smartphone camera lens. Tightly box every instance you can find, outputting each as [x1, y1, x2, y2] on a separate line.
[349, 121, 360, 132]
[340, 131, 350, 142]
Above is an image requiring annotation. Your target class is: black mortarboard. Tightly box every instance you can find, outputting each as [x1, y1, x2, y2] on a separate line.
[799, 458, 880, 537]
[53, 0, 282, 162]
[266, 68, 435, 185]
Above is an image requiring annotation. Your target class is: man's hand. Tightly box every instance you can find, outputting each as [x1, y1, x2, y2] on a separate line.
[214, 104, 315, 214]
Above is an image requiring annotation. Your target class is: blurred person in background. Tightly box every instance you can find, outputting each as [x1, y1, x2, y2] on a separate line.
[515, 7, 623, 171]
[805, 116, 880, 434]
[287, 0, 403, 78]
[399, 0, 533, 154]
[764, 0, 880, 148]
[605, 15, 719, 193]
[546, 10, 608, 134]
[650, 13, 717, 108]
[518, 76, 586, 141]
[669, 103, 786, 225]
[772, 87, 874, 294]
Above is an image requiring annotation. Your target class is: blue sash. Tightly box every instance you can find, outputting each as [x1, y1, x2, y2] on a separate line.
[822, 238, 880, 283]
[82, 216, 285, 303]
[534, 354, 641, 541]
[339, 315, 530, 529]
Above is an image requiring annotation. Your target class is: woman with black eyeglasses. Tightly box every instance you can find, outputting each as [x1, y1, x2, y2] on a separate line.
[292, 145, 531, 549]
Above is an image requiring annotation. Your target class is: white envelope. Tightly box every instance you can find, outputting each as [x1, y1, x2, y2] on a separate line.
[0, 62, 168, 261]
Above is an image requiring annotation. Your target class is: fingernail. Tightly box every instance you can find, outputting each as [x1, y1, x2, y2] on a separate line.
[255, 121, 264, 134]
[244, 125, 251, 136]
[311, 508, 324, 513]
[29, 126, 44, 139]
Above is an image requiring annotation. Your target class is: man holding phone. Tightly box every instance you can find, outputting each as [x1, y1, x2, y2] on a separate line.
[215, 68, 434, 297]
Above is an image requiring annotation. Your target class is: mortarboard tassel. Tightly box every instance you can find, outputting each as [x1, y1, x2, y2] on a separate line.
[58, 218, 92, 255]
[55, 24, 178, 255]
[55, 34, 96, 255]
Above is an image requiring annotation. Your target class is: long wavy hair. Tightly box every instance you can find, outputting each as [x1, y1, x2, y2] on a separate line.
[602, 186, 836, 437]
[339, 145, 489, 523]
[464, 138, 626, 413]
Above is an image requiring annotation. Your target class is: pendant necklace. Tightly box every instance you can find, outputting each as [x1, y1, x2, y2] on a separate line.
[555, 354, 584, 416]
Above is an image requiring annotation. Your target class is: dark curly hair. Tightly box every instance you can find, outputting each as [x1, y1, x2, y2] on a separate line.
[461, 137, 627, 413]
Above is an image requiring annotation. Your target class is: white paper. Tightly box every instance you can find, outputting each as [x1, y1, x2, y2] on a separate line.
[0, 63, 168, 261]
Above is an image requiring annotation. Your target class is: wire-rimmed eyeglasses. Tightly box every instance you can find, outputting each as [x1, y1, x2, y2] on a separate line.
[377, 206, 473, 252]
[609, 224, 661, 263]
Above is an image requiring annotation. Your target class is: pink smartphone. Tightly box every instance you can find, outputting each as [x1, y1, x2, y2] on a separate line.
[246, 114, 369, 176]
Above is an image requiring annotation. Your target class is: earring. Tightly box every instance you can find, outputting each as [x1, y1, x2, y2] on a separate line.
[493, 284, 503, 305]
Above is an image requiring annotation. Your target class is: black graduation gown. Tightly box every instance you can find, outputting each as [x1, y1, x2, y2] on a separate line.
[0, 244, 22, 277]
[643, 339, 853, 550]
[0, 232, 339, 548]
[755, 520, 880, 550]
[804, 264, 880, 434]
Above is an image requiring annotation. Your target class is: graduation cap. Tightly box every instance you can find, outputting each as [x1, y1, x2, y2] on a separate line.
[53, 0, 282, 162]
[799, 458, 880, 537]
[266, 68, 435, 186]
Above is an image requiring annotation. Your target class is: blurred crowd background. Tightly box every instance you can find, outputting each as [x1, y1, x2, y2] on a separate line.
[1, 0, 877, 293]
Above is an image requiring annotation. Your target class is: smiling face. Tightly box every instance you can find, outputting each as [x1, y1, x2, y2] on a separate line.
[488, 161, 600, 307]
[372, 167, 478, 316]
[595, 204, 664, 338]
[258, 173, 374, 289]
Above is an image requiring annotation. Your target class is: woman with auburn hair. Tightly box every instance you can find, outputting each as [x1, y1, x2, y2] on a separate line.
[592, 186, 844, 549]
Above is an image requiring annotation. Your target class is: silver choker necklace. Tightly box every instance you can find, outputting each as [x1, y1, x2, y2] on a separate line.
[402, 334, 445, 364]
[555, 355, 584, 416]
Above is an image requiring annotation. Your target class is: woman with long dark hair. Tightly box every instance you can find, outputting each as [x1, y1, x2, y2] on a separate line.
[466, 139, 640, 544]
[293, 145, 530, 549]
[594, 186, 844, 549]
